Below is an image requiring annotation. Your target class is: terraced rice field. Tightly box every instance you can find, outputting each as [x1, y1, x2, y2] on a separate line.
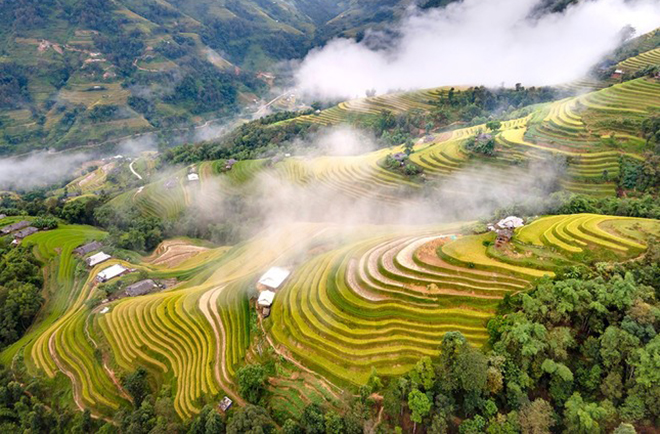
[1, 215, 656, 419]
[93, 224, 330, 418]
[517, 214, 657, 255]
[269, 227, 531, 384]
[292, 87, 453, 126]
[577, 78, 660, 116]
[133, 178, 187, 219]
[617, 47, 660, 73]
[0, 225, 122, 416]
[270, 214, 656, 385]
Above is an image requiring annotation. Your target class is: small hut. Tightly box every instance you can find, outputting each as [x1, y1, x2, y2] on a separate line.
[125, 279, 157, 297]
[488, 216, 524, 248]
[74, 241, 103, 256]
[12, 227, 38, 245]
[1, 220, 30, 235]
[218, 396, 233, 412]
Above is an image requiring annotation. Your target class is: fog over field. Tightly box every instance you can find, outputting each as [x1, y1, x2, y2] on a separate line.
[295, 0, 660, 99]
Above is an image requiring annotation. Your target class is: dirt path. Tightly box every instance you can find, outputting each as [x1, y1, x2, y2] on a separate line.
[198, 285, 246, 406]
[48, 331, 87, 415]
[129, 159, 143, 180]
[258, 316, 342, 401]
[84, 311, 132, 401]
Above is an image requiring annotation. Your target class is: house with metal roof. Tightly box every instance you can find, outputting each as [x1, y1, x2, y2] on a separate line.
[97, 264, 128, 282]
[257, 290, 276, 307]
[257, 267, 290, 290]
[86, 252, 111, 267]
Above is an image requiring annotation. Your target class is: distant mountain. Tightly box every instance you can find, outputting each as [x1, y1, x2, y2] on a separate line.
[0, 0, 642, 157]
[0, 0, 432, 156]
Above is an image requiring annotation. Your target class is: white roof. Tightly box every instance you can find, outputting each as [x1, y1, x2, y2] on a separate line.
[100, 307, 110, 314]
[496, 216, 524, 229]
[98, 264, 127, 281]
[258, 290, 276, 307]
[614, 69, 623, 74]
[187, 173, 199, 181]
[87, 252, 111, 266]
[258, 267, 290, 289]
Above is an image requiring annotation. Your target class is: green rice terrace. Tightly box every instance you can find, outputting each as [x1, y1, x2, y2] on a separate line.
[1, 212, 658, 422]
[109, 75, 660, 222]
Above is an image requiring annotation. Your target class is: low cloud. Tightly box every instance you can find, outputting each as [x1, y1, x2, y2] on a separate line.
[0, 151, 87, 191]
[116, 134, 158, 156]
[312, 126, 378, 156]
[181, 142, 566, 241]
[295, 0, 660, 99]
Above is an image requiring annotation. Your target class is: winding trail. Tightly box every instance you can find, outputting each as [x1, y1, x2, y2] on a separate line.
[198, 285, 246, 406]
[258, 315, 342, 401]
[129, 159, 143, 180]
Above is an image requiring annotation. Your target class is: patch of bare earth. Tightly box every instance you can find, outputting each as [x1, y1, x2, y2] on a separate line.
[145, 240, 209, 268]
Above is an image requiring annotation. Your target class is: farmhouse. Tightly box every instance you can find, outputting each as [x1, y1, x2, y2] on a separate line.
[1, 220, 30, 235]
[0, 214, 6, 220]
[86, 252, 111, 267]
[258, 290, 275, 307]
[392, 152, 407, 164]
[11, 227, 38, 245]
[14, 227, 38, 239]
[125, 279, 157, 297]
[187, 173, 199, 182]
[225, 159, 237, 170]
[257, 267, 290, 291]
[74, 241, 103, 256]
[97, 264, 128, 282]
[488, 216, 524, 248]
[218, 396, 233, 412]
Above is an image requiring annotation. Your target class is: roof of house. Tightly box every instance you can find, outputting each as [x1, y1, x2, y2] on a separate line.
[1, 220, 30, 234]
[257, 290, 276, 307]
[0, 214, 6, 220]
[257, 267, 290, 290]
[187, 173, 199, 181]
[74, 241, 103, 256]
[87, 252, 111, 267]
[125, 279, 157, 297]
[496, 216, 524, 229]
[218, 396, 233, 411]
[14, 227, 38, 239]
[97, 264, 127, 281]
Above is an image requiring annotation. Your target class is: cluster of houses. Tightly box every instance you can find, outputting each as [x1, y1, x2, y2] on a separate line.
[488, 216, 525, 248]
[73, 241, 159, 297]
[1, 220, 40, 246]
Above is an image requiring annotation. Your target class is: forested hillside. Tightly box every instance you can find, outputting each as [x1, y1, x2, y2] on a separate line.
[0, 0, 449, 156]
